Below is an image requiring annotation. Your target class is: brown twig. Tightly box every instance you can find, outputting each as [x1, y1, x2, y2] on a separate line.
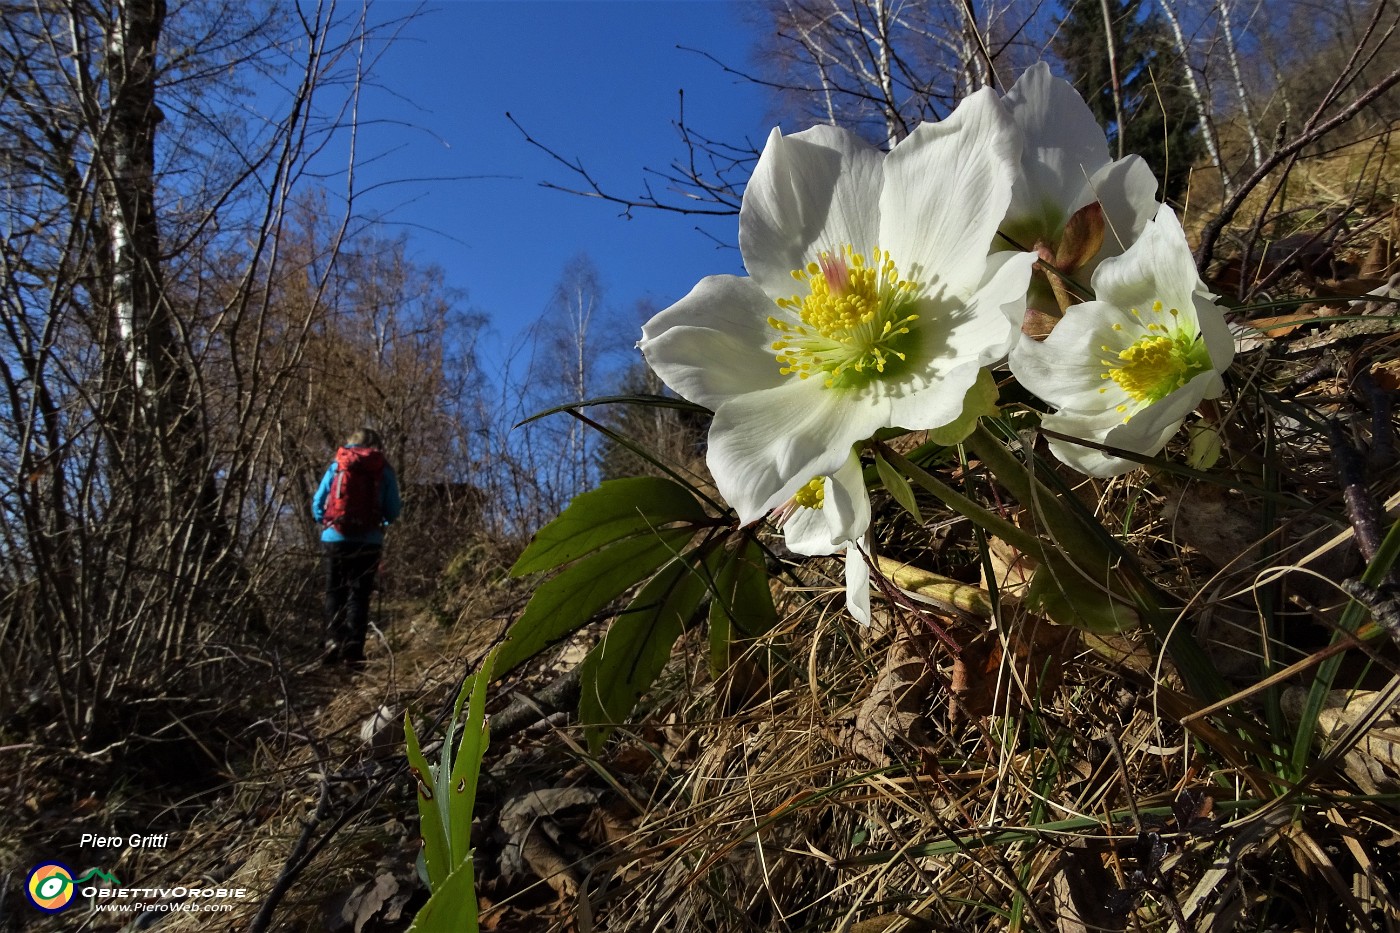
[505, 107, 745, 219]
[1326, 417, 1390, 572]
[489, 667, 581, 738]
[1353, 367, 1397, 469]
[246, 775, 332, 933]
[1195, 64, 1400, 271]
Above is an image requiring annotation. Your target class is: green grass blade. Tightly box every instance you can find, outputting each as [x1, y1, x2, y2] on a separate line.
[1290, 516, 1400, 777]
[404, 710, 451, 890]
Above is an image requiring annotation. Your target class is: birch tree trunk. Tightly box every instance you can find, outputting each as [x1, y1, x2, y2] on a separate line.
[955, 0, 992, 93]
[102, 0, 165, 409]
[870, 0, 903, 144]
[1216, 0, 1266, 168]
[1157, 0, 1232, 197]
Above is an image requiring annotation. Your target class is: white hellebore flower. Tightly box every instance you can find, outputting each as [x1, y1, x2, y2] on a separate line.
[772, 452, 872, 624]
[639, 88, 1036, 531]
[1010, 204, 1235, 477]
[998, 62, 1160, 314]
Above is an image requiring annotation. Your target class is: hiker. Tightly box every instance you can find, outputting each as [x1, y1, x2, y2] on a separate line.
[312, 428, 402, 665]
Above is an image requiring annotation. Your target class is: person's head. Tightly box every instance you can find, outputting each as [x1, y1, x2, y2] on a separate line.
[346, 428, 382, 449]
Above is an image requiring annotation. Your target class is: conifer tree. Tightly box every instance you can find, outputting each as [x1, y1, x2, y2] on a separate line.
[1053, 0, 1203, 200]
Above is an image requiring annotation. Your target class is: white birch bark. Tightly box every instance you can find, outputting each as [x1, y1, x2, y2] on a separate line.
[1217, 0, 1266, 167]
[871, 0, 902, 144]
[102, 0, 164, 403]
[1157, 0, 1232, 196]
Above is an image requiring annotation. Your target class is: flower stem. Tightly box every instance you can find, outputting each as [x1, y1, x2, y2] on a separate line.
[964, 423, 1119, 573]
[964, 423, 1228, 704]
[872, 443, 1048, 564]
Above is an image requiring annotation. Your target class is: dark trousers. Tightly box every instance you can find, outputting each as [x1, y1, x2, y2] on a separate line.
[323, 541, 381, 660]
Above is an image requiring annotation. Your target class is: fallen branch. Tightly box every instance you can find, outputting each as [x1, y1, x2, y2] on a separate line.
[1195, 65, 1400, 271]
[246, 776, 332, 933]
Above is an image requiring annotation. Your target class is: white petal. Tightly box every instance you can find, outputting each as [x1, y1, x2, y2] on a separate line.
[885, 358, 984, 434]
[1194, 288, 1236, 375]
[639, 275, 785, 410]
[1043, 370, 1218, 476]
[782, 499, 840, 556]
[707, 380, 889, 524]
[740, 125, 884, 301]
[782, 450, 869, 555]
[1092, 204, 1201, 313]
[1004, 62, 1111, 238]
[825, 452, 871, 544]
[1009, 300, 1132, 411]
[956, 249, 1039, 358]
[845, 539, 872, 625]
[883, 251, 1035, 431]
[1042, 407, 1137, 476]
[880, 88, 1020, 299]
[1105, 372, 1217, 448]
[1087, 155, 1160, 263]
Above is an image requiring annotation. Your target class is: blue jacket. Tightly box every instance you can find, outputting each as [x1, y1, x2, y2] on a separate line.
[312, 447, 403, 545]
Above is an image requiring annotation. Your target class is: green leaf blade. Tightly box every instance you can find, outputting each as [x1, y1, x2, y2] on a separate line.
[874, 451, 923, 523]
[579, 552, 713, 753]
[496, 525, 696, 676]
[447, 648, 496, 863]
[707, 536, 776, 676]
[404, 711, 451, 891]
[510, 477, 706, 576]
[407, 850, 479, 933]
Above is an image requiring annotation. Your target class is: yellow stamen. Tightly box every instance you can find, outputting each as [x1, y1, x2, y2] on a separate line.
[768, 244, 923, 389]
[793, 477, 826, 510]
[1101, 303, 1212, 422]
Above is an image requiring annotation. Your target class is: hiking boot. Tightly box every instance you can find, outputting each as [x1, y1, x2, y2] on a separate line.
[321, 641, 344, 666]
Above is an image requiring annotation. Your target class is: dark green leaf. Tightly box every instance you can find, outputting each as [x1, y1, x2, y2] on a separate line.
[515, 392, 713, 428]
[875, 451, 923, 523]
[579, 551, 713, 753]
[404, 711, 450, 891]
[511, 476, 706, 577]
[446, 648, 495, 869]
[1025, 560, 1139, 634]
[707, 598, 731, 679]
[496, 526, 695, 676]
[707, 536, 777, 676]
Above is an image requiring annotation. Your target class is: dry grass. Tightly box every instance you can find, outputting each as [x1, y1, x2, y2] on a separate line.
[10, 135, 1400, 933]
[1184, 122, 1400, 299]
[487, 163, 1400, 929]
[536, 456, 1400, 931]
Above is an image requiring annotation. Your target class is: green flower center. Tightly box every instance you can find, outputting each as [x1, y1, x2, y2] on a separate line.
[792, 477, 825, 510]
[768, 245, 922, 389]
[1099, 301, 1212, 419]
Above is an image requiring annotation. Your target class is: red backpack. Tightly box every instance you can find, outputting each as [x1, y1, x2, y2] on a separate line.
[322, 446, 385, 535]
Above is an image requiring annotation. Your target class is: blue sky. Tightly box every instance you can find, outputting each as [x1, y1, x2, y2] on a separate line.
[349, 0, 774, 351]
